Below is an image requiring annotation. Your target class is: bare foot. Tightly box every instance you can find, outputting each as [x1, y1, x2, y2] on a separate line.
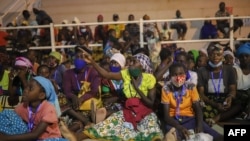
[95, 107, 107, 124]
[164, 127, 177, 141]
[59, 121, 77, 141]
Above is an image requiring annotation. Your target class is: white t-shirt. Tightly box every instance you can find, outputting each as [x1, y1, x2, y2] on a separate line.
[234, 66, 250, 90]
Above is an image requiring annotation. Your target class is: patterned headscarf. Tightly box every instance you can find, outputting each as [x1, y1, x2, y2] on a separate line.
[133, 53, 153, 74]
[15, 57, 33, 69]
[33, 76, 61, 117]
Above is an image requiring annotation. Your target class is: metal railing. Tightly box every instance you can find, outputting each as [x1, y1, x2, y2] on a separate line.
[0, 15, 250, 52]
[0, 0, 35, 26]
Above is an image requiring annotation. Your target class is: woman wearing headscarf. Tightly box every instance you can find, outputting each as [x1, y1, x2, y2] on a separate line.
[223, 50, 236, 66]
[233, 43, 250, 120]
[8, 57, 33, 106]
[96, 53, 126, 122]
[48, 51, 66, 90]
[197, 45, 241, 125]
[188, 49, 199, 64]
[78, 50, 162, 140]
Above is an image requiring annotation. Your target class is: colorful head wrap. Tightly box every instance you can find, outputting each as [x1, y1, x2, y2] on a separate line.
[33, 76, 61, 117]
[133, 53, 153, 74]
[15, 57, 33, 69]
[236, 43, 250, 57]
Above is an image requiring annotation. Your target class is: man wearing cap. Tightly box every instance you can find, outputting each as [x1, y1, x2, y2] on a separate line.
[108, 14, 125, 39]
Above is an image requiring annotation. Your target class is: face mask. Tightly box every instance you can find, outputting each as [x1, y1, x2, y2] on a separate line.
[74, 59, 86, 70]
[110, 66, 121, 72]
[129, 68, 141, 78]
[171, 75, 186, 87]
[208, 61, 222, 68]
[81, 28, 87, 33]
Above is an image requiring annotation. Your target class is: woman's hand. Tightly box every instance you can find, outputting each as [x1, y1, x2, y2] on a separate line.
[78, 47, 93, 64]
[9, 69, 19, 80]
[131, 77, 140, 89]
[195, 124, 203, 133]
[223, 96, 232, 109]
[217, 103, 227, 112]
[176, 125, 190, 140]
[71, 94, 80, 110]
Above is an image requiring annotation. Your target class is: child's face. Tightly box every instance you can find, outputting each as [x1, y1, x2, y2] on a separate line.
[187, 59, 195, 70]
[197, 57, 207, 68]
[23, 79, 44, 103]
[224, 55, 234, 65]
[175, 55, 187, 67]
[38, 67, 50, 78]
[170, 66, 186, 87]
[170, 67, 186, 77]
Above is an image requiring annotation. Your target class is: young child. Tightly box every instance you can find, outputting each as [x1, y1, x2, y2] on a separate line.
[161, 63, 223, 141]
[0, 76, 66, 140]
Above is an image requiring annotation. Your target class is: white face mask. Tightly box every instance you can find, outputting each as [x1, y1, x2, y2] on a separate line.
[81, 28, 87, 33]
[208, 61, 223, 68]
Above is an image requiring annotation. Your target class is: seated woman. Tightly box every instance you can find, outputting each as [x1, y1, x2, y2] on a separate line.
[47, 51, 66, 91]
[78, 50, 163, 140]
[162, 63, 222, 141]
[99, 53, 126, 120]
[233, 43, 250, 120]
[197, 45, 241, 125]
[62, 46, 102, 112]
[8, 57, 34, 106]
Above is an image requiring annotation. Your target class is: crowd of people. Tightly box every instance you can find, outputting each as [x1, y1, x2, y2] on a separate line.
[0, 1, 249, 141]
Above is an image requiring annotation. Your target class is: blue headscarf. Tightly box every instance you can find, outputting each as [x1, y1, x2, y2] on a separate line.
[236, 43, 250, 57]
[33, 76, 61, 117]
